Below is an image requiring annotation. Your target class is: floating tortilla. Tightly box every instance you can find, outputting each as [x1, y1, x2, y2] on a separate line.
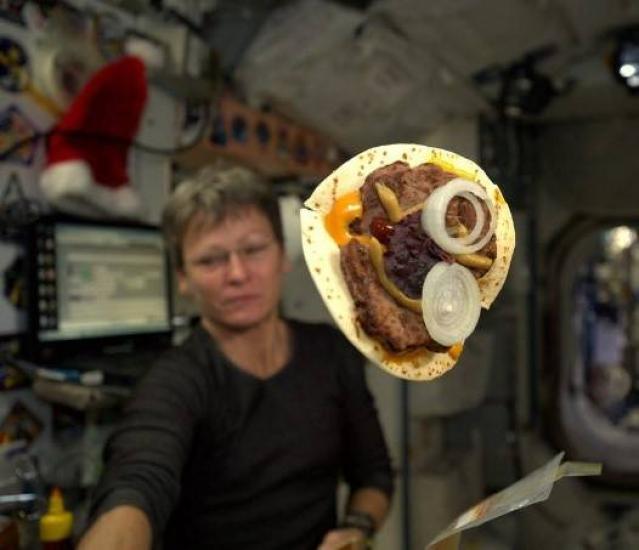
[300, 144, 515, 381]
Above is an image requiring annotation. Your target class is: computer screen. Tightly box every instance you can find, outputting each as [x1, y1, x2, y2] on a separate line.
[25, 217, 172, 361]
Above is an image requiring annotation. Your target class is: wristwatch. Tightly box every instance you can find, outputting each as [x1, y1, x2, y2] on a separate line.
[340, 510, 376, 547]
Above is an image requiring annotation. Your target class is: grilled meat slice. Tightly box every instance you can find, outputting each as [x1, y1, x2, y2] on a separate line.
[397, 163, 456, 210]
[340, 238, 442, 353]
[359, 161, 458, 230]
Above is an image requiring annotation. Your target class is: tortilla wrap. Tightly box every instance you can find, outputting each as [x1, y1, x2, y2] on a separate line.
[301, 144, 515, 381]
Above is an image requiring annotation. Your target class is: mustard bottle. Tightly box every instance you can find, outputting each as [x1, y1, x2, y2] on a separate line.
[39, 487, 74, 549]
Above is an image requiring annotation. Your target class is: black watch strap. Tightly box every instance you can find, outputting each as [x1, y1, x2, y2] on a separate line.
[339, 510, 376, 539]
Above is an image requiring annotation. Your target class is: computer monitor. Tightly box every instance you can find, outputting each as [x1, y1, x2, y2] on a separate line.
[24, 216, 173, 363]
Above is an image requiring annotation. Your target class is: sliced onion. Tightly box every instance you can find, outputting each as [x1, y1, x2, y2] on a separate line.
[421, 178, 495, 255]
[421, 262, 481, 346]
[456, 191, 484, 244]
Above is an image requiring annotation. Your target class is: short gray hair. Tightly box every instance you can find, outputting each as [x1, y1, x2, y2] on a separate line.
[162, 164, 283, 269]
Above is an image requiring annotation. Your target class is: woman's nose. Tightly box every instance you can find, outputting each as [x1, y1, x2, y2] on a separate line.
[226, 250, 249, 282]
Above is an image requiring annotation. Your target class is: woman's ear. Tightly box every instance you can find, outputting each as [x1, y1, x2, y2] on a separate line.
[177, 269, 191, 297]
[282, 252, 293, 274]
[279, 195, 303, 264]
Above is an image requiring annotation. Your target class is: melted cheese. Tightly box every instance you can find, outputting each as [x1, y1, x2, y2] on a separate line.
[383, 347, 430, 366]
[383, 342, 462, 366]
[324, 191, 362, 246]
[448, 342, 464, 360]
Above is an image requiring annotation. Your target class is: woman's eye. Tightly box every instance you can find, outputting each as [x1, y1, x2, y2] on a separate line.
[244, 244, 268, 256]
[198, 255, 226, 267]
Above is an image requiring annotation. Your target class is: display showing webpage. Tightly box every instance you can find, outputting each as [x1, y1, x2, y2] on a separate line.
[38, 224, 171, 341]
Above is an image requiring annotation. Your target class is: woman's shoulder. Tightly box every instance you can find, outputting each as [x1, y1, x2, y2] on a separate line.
[148, 325, 224, 384]
[152, 327, 206, 367]
[132, 326, 222, 412]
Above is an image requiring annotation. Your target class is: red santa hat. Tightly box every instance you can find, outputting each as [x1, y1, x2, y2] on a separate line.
[39, 55, 148, 218]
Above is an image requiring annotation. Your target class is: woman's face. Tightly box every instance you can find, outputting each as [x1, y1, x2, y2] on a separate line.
[177, 206, 289, 330]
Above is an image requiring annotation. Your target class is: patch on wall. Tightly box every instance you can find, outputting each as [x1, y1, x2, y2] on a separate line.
[0, 35, 29, 92]
[0, 104, 38, 165]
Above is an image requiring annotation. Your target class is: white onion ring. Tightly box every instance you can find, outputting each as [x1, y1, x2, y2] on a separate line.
[421, 178, 496, 255]
[456, 191, 484, 245]
[421, 262, 481, 346]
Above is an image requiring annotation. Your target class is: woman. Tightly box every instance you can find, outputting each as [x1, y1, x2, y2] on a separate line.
[78, 166, 393, 549]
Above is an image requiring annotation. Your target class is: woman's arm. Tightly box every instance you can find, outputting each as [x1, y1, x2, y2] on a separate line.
[77, 505, 151, 550]
[318, 487, 390, 549]
[345, 486, 390, 531]
[80, 353, 206, 546]
[319, 331, 395, 549]
[337, 341, 395, 504]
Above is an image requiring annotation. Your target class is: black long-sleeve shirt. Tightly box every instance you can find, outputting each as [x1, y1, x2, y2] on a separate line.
[89, 320, 394, 549]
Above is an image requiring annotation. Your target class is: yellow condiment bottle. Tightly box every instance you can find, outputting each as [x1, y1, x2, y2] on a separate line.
[39, 487, 73, 549]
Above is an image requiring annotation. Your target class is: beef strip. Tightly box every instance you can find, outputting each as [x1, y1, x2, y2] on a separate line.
[397, 163, 456, 210]
[340, 239, 441, 353]
[359, 162, 458, 233]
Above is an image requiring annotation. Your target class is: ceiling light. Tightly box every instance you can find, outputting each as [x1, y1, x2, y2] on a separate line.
[606, 226, 636, 256]
[619, 63, 637, 78]
[628, 75, 639, 88]
[612, 25, 639, 94]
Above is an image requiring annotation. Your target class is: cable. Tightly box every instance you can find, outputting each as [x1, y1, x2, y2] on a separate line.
[0, 102, 211, 161]
[0, 172, 45, 240]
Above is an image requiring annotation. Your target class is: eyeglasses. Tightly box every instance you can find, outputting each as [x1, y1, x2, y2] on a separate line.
[187, 240, 276, 272]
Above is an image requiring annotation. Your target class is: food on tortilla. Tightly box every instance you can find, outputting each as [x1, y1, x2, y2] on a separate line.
[300, 144, 515, 381]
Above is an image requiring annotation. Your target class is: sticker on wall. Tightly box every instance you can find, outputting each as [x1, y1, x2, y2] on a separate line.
[0, 37, 63, 117]
[0, 105, 38, 165]
[3, 254, 24, 309]
[0, 400, 43, 445]
[180, 103, 208, 147]
[0, 36, 29, 92]
[0, 0, 28, 26]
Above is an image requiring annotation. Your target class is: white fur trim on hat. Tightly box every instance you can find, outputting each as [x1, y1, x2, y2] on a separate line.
[40, 160, 141, 218]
